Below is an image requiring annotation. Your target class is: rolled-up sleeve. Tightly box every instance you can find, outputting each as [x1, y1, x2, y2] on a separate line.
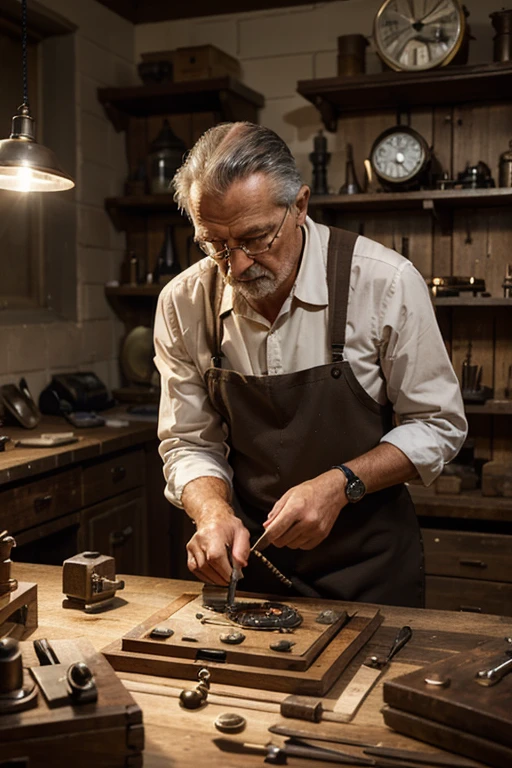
[153, 280, 233, 507]
[378, 261, 468, 486]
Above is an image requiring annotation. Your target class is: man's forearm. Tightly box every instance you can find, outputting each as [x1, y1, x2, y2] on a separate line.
[331, 442, 418, 496]
[181, 476, 234, 525]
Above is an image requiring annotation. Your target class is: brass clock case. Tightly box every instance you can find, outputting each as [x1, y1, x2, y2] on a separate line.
[370, 125, 431, 189]
[374, 0, 466, 72]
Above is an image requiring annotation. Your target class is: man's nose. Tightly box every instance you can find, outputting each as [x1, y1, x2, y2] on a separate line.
[227, 247, 255, 278]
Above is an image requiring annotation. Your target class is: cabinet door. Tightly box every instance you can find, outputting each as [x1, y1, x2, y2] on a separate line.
[79, 488, 146, 575]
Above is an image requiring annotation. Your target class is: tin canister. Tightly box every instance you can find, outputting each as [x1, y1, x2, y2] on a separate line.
[490, 9, 512, 63]
[337, 34, 368, 76]
[499, 140, 512, 187]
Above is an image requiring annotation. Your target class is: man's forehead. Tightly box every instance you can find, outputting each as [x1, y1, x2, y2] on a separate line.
[190, 180, 282, 238]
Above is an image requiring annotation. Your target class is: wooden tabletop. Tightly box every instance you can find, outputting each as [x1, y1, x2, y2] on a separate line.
[13, 562, 509, 767]
[0, 411, 156, 485]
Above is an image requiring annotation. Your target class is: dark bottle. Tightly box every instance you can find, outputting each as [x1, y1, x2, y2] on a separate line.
[154, 225, 180, 284]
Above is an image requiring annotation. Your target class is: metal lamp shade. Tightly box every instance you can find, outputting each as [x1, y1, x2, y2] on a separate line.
[0, 114, 74, 192]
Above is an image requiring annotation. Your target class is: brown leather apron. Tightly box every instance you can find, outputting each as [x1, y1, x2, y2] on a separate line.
[204, 227, 424, 607]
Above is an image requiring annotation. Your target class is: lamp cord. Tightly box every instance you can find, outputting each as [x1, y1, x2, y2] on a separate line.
[21, 0, 29, 110]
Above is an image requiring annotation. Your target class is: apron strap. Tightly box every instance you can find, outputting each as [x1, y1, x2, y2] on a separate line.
[327, 227, 359, 363]
[205, 267, 226, 368]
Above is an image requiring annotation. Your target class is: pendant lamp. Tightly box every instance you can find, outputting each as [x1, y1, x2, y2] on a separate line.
[0, 0, 74, 192]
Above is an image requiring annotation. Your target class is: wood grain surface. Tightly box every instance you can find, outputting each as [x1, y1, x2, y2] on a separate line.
[10, 562, 510, 767]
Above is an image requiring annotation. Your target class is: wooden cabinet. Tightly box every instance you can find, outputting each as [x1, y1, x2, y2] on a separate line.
[299, 64, 512, 615]
[79, 488, 146, 576]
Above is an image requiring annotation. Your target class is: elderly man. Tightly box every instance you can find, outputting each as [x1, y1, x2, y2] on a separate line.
[154, 122, 467, 607]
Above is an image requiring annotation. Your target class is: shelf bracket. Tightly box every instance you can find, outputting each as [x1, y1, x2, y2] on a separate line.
[423, 198, 452, 235]
[314, 96, 338, 133]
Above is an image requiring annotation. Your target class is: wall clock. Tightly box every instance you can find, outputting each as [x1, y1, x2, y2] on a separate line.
[374, 0, 467, 71]
[370, 125, 431, 189]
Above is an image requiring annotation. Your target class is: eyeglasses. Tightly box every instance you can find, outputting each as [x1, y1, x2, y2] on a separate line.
[196, 206, 290, 262]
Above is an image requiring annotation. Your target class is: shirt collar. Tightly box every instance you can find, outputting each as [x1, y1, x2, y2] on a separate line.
[218, 215, 328, 318]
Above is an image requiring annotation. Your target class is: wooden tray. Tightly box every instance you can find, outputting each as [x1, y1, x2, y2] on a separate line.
[383, 638, 512, 768]
[0, 637, 143, 767]
[102, 592, 382, 696]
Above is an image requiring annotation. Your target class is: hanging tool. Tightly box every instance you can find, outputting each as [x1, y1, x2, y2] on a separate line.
[332, 625, 412, 721]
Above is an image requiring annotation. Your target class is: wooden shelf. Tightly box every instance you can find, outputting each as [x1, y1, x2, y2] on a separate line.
[410, 486, 512, 521]
[465, 401, 512, 415]
[435, 297, 512, 307]
[297, 62, 512, 131]
[105, 195, 184, 231]
[98, 77, 265, 132]
[105, 285, 162, 298]
[309, 188, 512, 212]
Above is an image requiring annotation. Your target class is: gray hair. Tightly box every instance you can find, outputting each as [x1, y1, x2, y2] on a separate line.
[172, 122, 303, 217]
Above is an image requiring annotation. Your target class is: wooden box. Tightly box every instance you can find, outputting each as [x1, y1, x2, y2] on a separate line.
[173, 45, 241, 82]
[382, 638, 512, 768]
[0, 638, 143, 767]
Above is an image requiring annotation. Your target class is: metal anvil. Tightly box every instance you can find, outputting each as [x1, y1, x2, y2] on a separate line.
[62, 551, 125, 612]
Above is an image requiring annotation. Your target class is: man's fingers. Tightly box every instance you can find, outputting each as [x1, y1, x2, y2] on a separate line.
[232, 526, 251, 568]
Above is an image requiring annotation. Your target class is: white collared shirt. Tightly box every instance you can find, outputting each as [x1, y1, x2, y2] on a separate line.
[154, 217, 467, 506]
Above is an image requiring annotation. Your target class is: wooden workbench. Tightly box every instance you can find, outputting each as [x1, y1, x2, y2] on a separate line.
[11, 562, 510, 767]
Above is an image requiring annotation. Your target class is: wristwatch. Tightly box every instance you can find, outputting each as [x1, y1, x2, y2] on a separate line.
[333, 464, 366, 503]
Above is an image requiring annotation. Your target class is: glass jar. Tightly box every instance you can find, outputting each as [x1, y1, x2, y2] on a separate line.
[147, 120, 187, 194]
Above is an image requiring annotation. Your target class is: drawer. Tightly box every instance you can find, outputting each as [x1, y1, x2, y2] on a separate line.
[425, 575, 512, 616]
[82, 449, 145, 507]
[422, 528, 512, 582]
[0, 467, 81, 533]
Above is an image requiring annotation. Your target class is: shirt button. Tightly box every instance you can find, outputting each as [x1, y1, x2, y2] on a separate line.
[331, 367, 342, 379]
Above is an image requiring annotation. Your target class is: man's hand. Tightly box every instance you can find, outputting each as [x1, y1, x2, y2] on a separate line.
[186, 508, 250, 585]
[181, 476, 251, 585]
[263, 470, 347, 550]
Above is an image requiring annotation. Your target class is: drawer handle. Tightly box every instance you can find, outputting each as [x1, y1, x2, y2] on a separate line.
[34, 494, 53, 512]
[111, 466, 126, 483]
[459, 559, 488, 568]
[460, 605, 482, 613]
[109, 525, 133, 548]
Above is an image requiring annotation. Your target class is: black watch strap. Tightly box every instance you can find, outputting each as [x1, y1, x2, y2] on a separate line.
[333, 464, 356, 483]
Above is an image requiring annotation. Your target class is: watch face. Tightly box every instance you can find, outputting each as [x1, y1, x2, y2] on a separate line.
[374, 0, 465, 71]
[347, 478, 366, 502]
[371, 128, 427, 184]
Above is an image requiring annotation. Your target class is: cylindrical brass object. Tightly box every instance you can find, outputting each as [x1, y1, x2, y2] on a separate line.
[499, 140, 512, 187]
[490, 9, 512, 63]
[0, 638, 23, 695]
[337, 34, 368, 76]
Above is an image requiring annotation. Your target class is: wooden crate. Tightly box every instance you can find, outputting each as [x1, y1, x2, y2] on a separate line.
[0, 638, 144, 767]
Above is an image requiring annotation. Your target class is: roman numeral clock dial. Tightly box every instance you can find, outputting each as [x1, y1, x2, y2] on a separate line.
[374, 0, 467, 71]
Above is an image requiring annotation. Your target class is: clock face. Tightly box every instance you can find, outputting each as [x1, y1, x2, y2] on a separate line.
[371, 129, 427, 184]
[374, 0, 465, 71]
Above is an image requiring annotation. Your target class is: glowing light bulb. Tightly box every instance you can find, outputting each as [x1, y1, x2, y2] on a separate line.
[17, 165, 33, 192]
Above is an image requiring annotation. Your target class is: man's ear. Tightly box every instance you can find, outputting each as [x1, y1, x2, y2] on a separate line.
[294, 185, 310, 226]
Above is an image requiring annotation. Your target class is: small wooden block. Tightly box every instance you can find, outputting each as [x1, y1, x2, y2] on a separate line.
[0, 582, 37, 640]
[481, 461, 512, 497]
[435, 475, 462, 495]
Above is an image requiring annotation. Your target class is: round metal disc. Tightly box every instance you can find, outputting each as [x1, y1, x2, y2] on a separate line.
[214, 712, 246, 733]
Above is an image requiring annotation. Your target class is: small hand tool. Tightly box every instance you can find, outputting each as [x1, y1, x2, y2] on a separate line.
[475, 649, 512, 686]
[213, 737, 374, 765]
[249, 528, 293, 588]
[333, 625, 413, 721]
[227, 564, 242, 609]
[269, 728, 479, 768]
